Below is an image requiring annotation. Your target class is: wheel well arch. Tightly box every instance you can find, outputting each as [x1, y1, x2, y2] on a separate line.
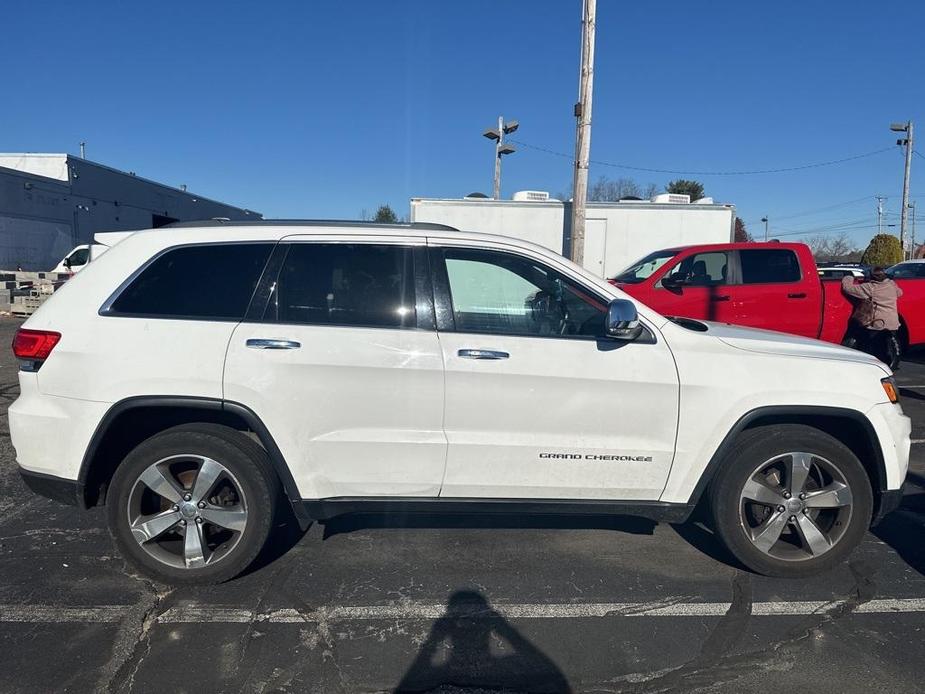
[690, 406, 888, 515]
[78, 397, 309, 527]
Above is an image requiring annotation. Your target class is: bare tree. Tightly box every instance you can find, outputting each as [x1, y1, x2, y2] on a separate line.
[804, 233, 861, 262]
[557, 177, 659, 202]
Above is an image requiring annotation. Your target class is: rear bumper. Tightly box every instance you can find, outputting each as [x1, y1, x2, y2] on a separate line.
[19, 468, 81, 506]
[9, 373, 110, 481]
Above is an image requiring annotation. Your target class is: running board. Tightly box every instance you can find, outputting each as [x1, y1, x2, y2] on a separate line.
[300, 497, 694, 524]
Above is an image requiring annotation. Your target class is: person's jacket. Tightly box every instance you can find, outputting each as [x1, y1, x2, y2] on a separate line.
[841, 276, 903, 331]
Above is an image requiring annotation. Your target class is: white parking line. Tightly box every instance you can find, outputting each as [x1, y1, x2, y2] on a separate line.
[3, 599, 925, 624]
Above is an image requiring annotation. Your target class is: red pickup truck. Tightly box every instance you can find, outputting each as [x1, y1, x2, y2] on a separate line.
[609, 242, 925, 349]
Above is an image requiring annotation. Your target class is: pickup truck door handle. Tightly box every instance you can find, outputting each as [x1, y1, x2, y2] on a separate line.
[246, 338, 301, 350]
[787, 292, 807, 299]
[458, 349, 510, 360]
[710, 295, 731, 302]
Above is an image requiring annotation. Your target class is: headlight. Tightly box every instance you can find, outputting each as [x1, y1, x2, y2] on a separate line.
[881, 377, 899, 403]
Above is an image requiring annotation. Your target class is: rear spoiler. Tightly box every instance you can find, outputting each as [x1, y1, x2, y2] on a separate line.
[92, 231, 135, 247]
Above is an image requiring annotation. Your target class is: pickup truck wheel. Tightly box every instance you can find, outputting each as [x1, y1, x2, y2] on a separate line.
[709, 424, 872, 578]
[107, 424, 278, 585]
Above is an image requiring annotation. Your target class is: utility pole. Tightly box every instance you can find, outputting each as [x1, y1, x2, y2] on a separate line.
[761, 216, 769, 241]
[482, 117, 518, 200]
[891, 121, 914, 252]
[911, 201, 917, 260]
[876, 195, 885, 235]
[570, 0, 596, 266]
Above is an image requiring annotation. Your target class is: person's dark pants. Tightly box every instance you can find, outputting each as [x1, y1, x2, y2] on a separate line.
[844, 324, 900, 368]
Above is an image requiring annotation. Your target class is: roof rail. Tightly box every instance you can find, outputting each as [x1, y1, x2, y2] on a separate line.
[163, 219, 459, 232]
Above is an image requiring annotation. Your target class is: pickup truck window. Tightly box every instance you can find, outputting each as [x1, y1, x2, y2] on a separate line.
[442, 248, 606, 338]
[664, 251, 729, 286]
[740, 249, 801, 284]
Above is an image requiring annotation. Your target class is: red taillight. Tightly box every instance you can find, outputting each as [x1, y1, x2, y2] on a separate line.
[12, 329, 61, 360]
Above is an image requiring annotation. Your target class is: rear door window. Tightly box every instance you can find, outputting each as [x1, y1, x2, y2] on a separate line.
[107, 243, 273, 319]
[263, 243, 416, 328]
[739, 249, 801, 284]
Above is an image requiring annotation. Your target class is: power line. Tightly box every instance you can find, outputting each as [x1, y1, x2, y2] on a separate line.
[509, 139, 894, 176]
[915, 149, 925, 161]
[745, 195, 875, 225]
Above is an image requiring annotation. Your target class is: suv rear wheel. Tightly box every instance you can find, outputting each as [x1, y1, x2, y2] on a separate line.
[709, 424, 873, 578]
[107, 423, 278, 584]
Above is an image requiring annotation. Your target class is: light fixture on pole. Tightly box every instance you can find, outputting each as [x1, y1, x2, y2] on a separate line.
[890, 121, 914, 253]
[483, 117, 518, 200]
[761, 216, 769, 241]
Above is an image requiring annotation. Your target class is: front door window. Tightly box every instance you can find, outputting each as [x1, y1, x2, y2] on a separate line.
[442, 248, 608, 338]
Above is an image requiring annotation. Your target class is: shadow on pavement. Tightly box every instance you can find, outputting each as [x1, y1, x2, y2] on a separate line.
[872, 471, 925, 577]
[238, 501, 308, 578]
[320, 512, 655, 540]
[899, 387, 925, 402]
[394, 590, 571, 693]
[670, 520, 749, 572]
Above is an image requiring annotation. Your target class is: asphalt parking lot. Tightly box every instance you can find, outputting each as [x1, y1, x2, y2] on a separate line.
[2, 319, 925, 693]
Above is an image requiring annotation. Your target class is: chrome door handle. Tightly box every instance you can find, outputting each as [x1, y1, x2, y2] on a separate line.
[458, 349, 509, 360]
[246, 338, 301, 350]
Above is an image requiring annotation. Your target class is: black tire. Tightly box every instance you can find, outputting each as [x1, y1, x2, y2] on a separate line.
[709, 424, 873, 578]
[107, 423, 279, 585]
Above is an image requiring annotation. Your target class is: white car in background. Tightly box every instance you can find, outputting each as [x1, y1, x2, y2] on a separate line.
[817, 266, 866, 281]
[50, 232, 130, 274]
[8, 220, 911, 584]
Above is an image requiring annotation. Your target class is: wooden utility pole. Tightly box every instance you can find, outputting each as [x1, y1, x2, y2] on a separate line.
[569, 0, 596, 266]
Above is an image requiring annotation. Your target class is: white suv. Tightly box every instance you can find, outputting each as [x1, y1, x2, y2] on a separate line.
[9, 221, 911, 583]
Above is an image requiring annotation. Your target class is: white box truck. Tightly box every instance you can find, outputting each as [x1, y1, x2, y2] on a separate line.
[410, 194, 735, 278]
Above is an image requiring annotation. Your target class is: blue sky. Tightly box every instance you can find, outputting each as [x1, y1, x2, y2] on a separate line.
[3, 0, 923, 247]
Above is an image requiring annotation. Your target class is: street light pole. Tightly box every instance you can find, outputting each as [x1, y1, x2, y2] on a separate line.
[891, 120, 914, 253]
[761, 216, 769, 241]
[570, 0, 596, 266]
[483, 117, 518, 200]
[876, 195, 885, 235]
[493, 116, 503, 200]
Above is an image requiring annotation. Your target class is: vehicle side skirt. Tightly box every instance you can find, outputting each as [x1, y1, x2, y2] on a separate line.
[302, 497, 694, 523]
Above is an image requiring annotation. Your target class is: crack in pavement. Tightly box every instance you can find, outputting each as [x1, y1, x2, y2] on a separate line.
[96, 575, 172, 694]
[590, 558, 879, 693]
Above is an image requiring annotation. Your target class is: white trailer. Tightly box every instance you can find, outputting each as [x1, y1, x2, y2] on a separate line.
[410, 194, 735, 278]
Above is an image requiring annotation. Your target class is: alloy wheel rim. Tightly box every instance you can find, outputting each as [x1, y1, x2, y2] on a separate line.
[126, 455, 248, 570]
[738, 451, 853, 562]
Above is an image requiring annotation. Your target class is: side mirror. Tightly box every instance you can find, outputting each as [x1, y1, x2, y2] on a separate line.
[661, 274, 685, 289]
[605, 299, 644, 341]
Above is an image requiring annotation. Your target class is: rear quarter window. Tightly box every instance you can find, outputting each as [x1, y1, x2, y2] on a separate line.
[106, 243, 274, 319]
[739, 249, 801, 284]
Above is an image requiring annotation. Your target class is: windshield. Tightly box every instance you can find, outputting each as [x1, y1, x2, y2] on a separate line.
[611, 250, 679, 284]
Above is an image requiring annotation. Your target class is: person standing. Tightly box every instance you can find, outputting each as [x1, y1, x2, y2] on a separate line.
[841, 268, 903, 368]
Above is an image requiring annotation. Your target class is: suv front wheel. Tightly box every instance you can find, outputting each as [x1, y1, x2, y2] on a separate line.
[107, 423, 278, 584]
[709, 424, 873, 578]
